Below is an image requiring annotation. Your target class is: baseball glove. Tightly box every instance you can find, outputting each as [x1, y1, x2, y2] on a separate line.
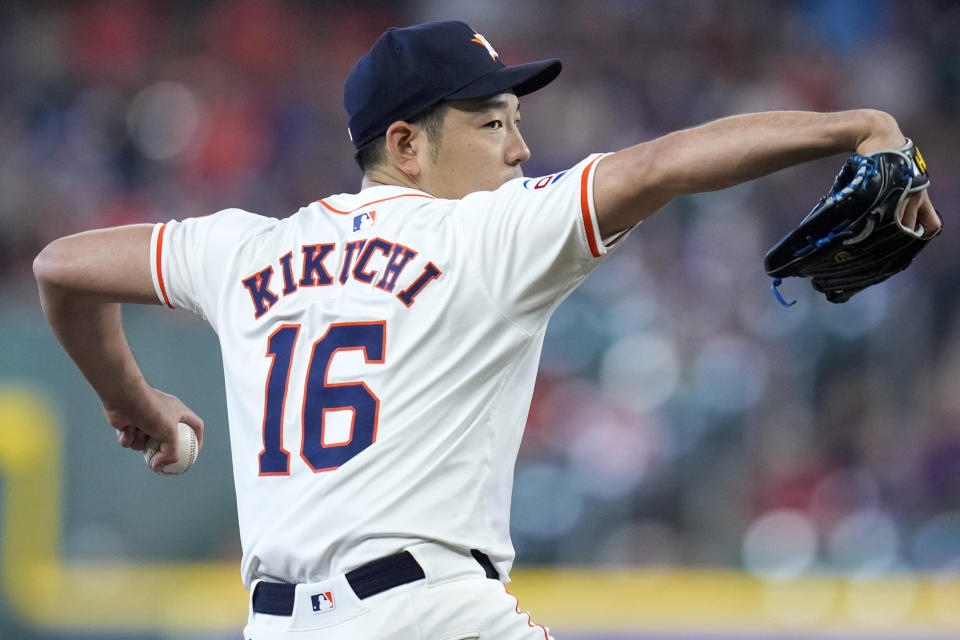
[764, 139, 941, 305]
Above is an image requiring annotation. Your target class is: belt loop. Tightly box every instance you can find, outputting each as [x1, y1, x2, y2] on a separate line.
[470, 549, 499, 580]
[252, 581, 297, 616]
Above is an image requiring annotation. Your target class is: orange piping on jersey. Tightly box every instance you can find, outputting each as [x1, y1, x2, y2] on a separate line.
[504, 585, 550, 640]
[317, 193, 434, 215]
[155, 223, 174, 309]
[579, 155, 603, 258]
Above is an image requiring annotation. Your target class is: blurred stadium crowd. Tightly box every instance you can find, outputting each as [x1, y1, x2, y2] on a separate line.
[3, 0, 960, 585]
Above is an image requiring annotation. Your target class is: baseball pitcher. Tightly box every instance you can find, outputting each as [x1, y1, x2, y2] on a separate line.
[34, 20, 940, 640]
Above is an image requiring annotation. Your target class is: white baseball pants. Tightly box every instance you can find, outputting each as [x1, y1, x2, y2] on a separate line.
[242, 542, 554, 640]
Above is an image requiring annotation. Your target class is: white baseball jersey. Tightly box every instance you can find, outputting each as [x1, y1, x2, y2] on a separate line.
[149, 153, 629, 588]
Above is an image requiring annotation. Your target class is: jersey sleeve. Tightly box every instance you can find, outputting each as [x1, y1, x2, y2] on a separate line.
[150, 209, 276, 326]
[453, 153, 631, 332]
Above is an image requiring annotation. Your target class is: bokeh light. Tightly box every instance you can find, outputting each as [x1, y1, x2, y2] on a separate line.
[742, 509, 818, 580]
[911, 511, 960, 571]
[127, 81, 200, 161]
[511, 461, 586, 539]
[827, 508, 901, 572]
[600, 332, 680, 412]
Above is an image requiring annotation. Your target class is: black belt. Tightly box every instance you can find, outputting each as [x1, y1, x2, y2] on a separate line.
[252, 549, 499, 616]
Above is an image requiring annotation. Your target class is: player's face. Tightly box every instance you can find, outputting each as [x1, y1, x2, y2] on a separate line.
[420, 93, 531, 199]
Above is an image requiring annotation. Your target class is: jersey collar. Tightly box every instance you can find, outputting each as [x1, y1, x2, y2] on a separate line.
[317, 185, 436, 216]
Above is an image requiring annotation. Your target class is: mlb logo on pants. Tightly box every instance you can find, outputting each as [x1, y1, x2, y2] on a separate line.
[311, 591, 335, 613]
[352, 211, 376, 232]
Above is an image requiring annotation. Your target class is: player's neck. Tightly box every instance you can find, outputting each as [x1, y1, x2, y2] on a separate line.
[361, 168, 430, 195]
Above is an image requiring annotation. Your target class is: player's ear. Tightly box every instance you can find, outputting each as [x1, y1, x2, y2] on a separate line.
[384, 121, 426, 177]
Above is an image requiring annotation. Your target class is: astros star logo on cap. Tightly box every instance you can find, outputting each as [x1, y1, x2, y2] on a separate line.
[344, 21, 560, 149]
[471, 32, 498, 60]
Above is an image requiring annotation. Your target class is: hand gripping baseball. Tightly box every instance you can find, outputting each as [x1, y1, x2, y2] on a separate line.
[106, 388, 204, 474]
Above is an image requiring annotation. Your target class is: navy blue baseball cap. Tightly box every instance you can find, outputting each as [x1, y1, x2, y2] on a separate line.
[345, 21, 562, 149]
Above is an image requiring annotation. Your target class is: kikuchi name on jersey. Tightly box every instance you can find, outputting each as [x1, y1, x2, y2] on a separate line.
[242, 237, 442, 319]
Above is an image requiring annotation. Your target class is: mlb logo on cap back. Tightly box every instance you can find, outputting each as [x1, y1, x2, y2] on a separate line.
[344, 20, 561, 149]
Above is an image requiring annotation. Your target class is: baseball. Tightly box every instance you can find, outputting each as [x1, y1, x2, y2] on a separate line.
[143, 422, 199, 475]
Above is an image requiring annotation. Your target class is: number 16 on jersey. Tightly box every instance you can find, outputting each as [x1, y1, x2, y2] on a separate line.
[258, 321, 385, 476]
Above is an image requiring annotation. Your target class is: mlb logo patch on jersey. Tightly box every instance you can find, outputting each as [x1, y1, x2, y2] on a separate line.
[352, 210, 376, 232]
[311, 591, 335, 613]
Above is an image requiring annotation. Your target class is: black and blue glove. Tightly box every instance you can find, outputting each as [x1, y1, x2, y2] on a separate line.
[764, 139, 941, 304]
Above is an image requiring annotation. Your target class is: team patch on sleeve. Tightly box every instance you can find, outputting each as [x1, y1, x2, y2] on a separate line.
[522, 171, 568, 190]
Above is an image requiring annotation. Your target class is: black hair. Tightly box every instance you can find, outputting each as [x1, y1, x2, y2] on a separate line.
[354, 102, 449, 172]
